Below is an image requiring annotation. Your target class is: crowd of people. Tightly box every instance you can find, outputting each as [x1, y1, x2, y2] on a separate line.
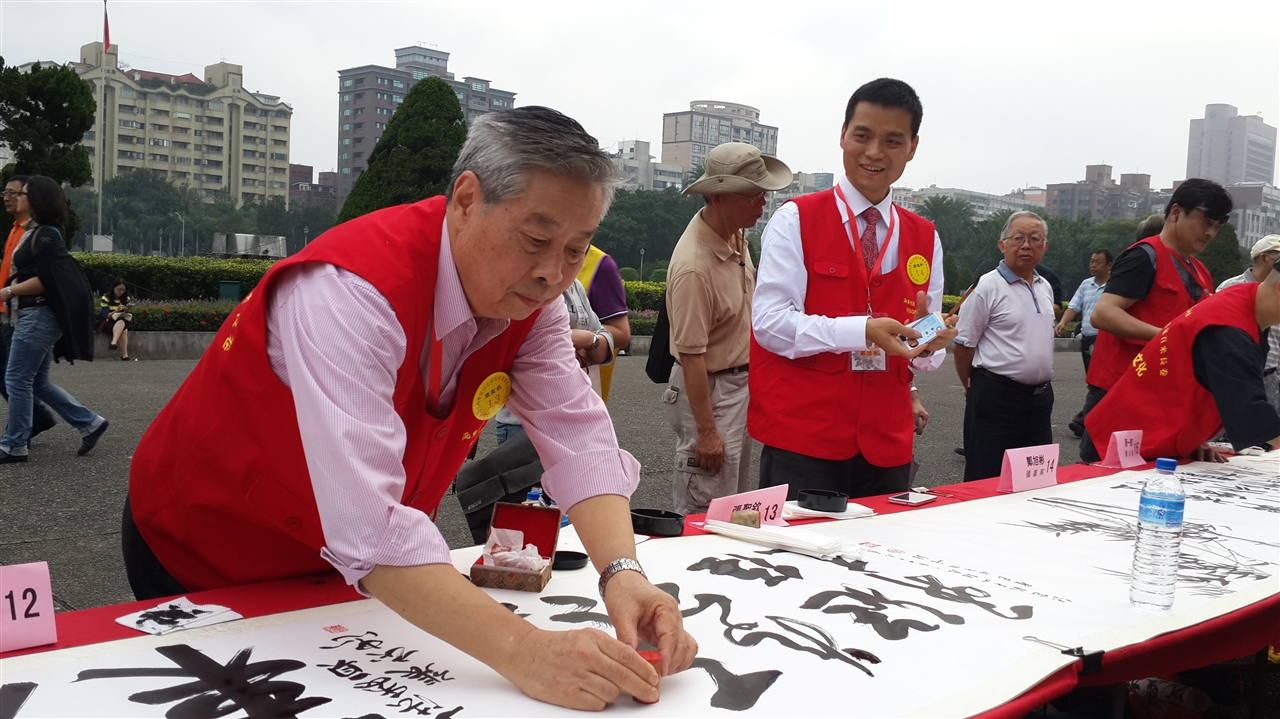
[3, 78, 1277, 711]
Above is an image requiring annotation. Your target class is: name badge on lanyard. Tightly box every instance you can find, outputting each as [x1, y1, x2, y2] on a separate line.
[834, 185, 896, 372]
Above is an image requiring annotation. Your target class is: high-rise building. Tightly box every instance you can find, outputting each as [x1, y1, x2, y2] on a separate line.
[608, 140, 686, 191]
[74, 42, 292, 208]
[661, 101, 779, 171]
[1186, 104, 1276, 186]
[1045, 165, 1159, 222]
[289, 163, 336, 206]
[335, 46, 516, 206]
[1225, 182, 1280, 249]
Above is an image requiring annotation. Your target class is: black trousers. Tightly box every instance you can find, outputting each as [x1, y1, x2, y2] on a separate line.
[121, 494, 188, 600]
[0, 323, 56, 429]
[1077, 383, 1108, 463]
[1070, 336, 1098, 428]
[963, 369, 1054, 481]
[759, 445, 911, 500]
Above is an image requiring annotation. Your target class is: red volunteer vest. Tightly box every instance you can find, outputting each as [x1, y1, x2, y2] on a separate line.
[129, 197, 539, 591]
[1087, 235, 1213, 391]
[748, 190, 936, 465]
[1086, 283, 1261, 460]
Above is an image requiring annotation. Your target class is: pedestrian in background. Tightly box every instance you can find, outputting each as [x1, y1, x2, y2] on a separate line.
[0, 176, 106, 463]
[1058, 248, 1113, 437]
[1, 174, 57, 439]
[953, 211, 1055, 481]
[99, 278, 134, 361]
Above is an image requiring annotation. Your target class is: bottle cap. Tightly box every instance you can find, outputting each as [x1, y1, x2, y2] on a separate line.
[1155, 458, 1178, 473]
[526, 488, 541, 501]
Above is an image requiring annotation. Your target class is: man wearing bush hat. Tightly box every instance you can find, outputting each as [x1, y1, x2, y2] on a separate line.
[662, 142, 792, 514]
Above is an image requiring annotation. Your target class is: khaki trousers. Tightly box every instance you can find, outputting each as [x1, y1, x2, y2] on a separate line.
[662, 363, 752, 515]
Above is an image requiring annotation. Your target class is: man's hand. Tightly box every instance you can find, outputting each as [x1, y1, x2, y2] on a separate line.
[1054, 321, 1068, 337]
[1191, 444, 1228, 463]
[912, 290, 958, 353]
[911, 392, 929, 435]
[866, 317, 925, 359]
[603, 570, 699, 678]
[695, 426, 726, 474]
[502, 626, 661, 709]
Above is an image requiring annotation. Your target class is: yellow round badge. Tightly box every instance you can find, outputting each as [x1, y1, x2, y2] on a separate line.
[906, 254, 931, 285]
[472, 372, 512, 421]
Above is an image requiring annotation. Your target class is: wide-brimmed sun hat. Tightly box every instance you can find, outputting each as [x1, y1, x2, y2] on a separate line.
[683, 142, 793, 196]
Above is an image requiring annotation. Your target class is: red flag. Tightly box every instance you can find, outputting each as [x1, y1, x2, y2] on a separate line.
[103, 0, 111, 53]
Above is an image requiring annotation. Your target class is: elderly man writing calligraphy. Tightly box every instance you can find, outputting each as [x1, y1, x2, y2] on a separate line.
[124, 107, 696, 709]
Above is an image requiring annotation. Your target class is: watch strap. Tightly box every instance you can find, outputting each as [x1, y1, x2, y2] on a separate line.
[598, 557, 645, 598]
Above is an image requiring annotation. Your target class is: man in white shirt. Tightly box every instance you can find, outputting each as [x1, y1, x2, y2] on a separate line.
[953, 212, 1056, 481]
[1056, 248, 1112, 437]
[750, 78, 955, 499]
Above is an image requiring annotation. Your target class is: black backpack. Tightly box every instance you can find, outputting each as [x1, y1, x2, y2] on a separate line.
[644, 291, 675, 384]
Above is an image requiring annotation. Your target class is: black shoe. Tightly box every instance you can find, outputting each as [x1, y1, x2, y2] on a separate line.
[1068, 420, 1085, 438]
[121, 356, 129, 361]
[953, 447, 966, 457]
[0, 448, 28, 463]
[109, 343, 118, 350]
[78, 420, 109, 456]
[30, 416, 57, 440]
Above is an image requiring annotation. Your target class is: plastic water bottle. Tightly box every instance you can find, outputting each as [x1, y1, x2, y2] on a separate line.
[523, 488, 542, 506]
[1129, 458, 1185, 609]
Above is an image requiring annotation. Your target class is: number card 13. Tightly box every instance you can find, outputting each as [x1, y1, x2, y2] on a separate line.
[1, 561, 57, 653]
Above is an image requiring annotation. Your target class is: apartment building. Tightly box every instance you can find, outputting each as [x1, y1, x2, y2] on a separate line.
[289, 164, 337, 206]
[661, 101, 779, 171]
[74, 42, 292, 208]
[335, 45, 516, 206]
[1187, 104, 1277, 186]
[1225, 182, 1280, 249]
[1045, 165, 1159, 222]
[609, 140, 686, 191]
[898, 185, 1040, 221]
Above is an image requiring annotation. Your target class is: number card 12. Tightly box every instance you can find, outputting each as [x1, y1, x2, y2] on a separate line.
[1, 561, 57, 653]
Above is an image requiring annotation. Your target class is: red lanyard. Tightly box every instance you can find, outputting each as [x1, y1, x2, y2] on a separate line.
[834, 185, 897, 314]
[426, 324, 444, 415]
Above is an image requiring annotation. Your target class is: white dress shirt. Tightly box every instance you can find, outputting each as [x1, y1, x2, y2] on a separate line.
[954, 262, 1056, 385]
[753, 174, 946, 371]
[264, 218, 640, 593]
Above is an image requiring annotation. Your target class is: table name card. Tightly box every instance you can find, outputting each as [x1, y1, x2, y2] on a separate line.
[997, 443, 1060, 493]
[706, 485, 788, 526]
[1100, 430, 1144, 468]
[0, 561, 57, 652]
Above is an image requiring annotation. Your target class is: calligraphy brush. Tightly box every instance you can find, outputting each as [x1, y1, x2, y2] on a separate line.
[943, 280, 978, 320]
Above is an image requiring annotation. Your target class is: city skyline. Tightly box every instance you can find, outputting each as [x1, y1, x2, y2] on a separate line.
[1, 0, 1277, 196]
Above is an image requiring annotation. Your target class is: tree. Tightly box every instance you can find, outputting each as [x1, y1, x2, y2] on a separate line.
[338, 77, 467, 223]
[593, 188, 702, 269]
[918, 196, 974, 252]
[1199, 223, 1247, 287]
[0, 58, 96, 237]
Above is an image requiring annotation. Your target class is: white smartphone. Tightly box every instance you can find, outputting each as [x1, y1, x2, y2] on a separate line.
[887, 492, 937, 506]
[902, 312, 946, 348]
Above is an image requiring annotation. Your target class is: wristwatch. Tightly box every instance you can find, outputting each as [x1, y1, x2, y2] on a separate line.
[598, 557, 645, 598]
[589, 332, 601, 353]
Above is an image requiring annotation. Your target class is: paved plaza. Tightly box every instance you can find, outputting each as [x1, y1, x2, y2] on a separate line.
[0, 351, 1090, 612]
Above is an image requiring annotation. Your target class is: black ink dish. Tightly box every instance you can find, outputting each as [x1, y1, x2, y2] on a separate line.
[798, 489, 848, 513]
[631, 509, 685, 537]
[552, 551, 589, 571]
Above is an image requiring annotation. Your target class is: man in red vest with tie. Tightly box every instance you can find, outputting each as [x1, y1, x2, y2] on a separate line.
[1085, 259, 1280, 460]
[751, 78, 956, 499]
[1080, 179, 1230, 462]
[124, 107, 695, 710]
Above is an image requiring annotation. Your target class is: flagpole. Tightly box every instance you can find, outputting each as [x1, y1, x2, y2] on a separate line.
[96, 0, 107, 237]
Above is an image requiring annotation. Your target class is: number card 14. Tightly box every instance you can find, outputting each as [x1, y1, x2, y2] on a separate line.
[1, 561, 57, 653]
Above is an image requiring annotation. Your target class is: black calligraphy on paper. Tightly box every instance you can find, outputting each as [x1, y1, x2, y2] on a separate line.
[385, 696, 463, 718]
[802, 585, 965, 640]
[1110, 465, 1280, 514]
[499, 602, 528, 618]
[687, 554, 803, 586]
[865, 574, 1035, 620]
[74, 643, 332, 718]
[320, 631, 419, 663]
[1016, 496, 1274, 595]
[135, 604, 214, 630]
[688, 658, 781, 711]
[0, 682, 38, 719]
[319, 633, 462, 717]
[539, 596, 613, 628]
[386, 663, 454, 687]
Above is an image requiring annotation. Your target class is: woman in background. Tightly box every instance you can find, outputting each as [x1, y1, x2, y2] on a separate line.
[99, 278, 133, 360]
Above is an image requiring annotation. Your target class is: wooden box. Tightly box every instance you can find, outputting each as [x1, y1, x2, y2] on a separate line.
[469, 502, 560, 593]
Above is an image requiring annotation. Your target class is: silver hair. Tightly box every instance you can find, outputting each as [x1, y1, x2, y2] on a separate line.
[999, 210, 1049, 241]
[447, 106, 623, 214]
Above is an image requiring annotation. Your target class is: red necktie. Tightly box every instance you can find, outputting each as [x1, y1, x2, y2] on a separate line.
[860, 207, 881, 272]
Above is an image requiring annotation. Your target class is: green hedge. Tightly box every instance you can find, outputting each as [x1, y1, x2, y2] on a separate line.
[75, 254, 277, 301]
[630, 318, 656, 337]
[624, 280, 665, 312]
[128, 300, 239, 332]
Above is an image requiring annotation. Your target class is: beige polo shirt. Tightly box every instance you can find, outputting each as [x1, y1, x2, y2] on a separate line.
[666, 210, 755, 373]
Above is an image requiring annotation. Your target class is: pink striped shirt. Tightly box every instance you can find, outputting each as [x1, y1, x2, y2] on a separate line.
[265, 217, 640, 592]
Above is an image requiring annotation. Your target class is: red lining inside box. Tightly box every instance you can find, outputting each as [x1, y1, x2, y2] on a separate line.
[479, 503, 560, 561]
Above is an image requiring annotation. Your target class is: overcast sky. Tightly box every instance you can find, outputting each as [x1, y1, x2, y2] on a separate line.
[3, 0, 1277, 194]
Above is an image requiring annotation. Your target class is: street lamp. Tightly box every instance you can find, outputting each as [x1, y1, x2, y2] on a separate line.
[174, 212, 185, 257]
[304, 225, 310, 246]
[639, 247, 645, 279]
